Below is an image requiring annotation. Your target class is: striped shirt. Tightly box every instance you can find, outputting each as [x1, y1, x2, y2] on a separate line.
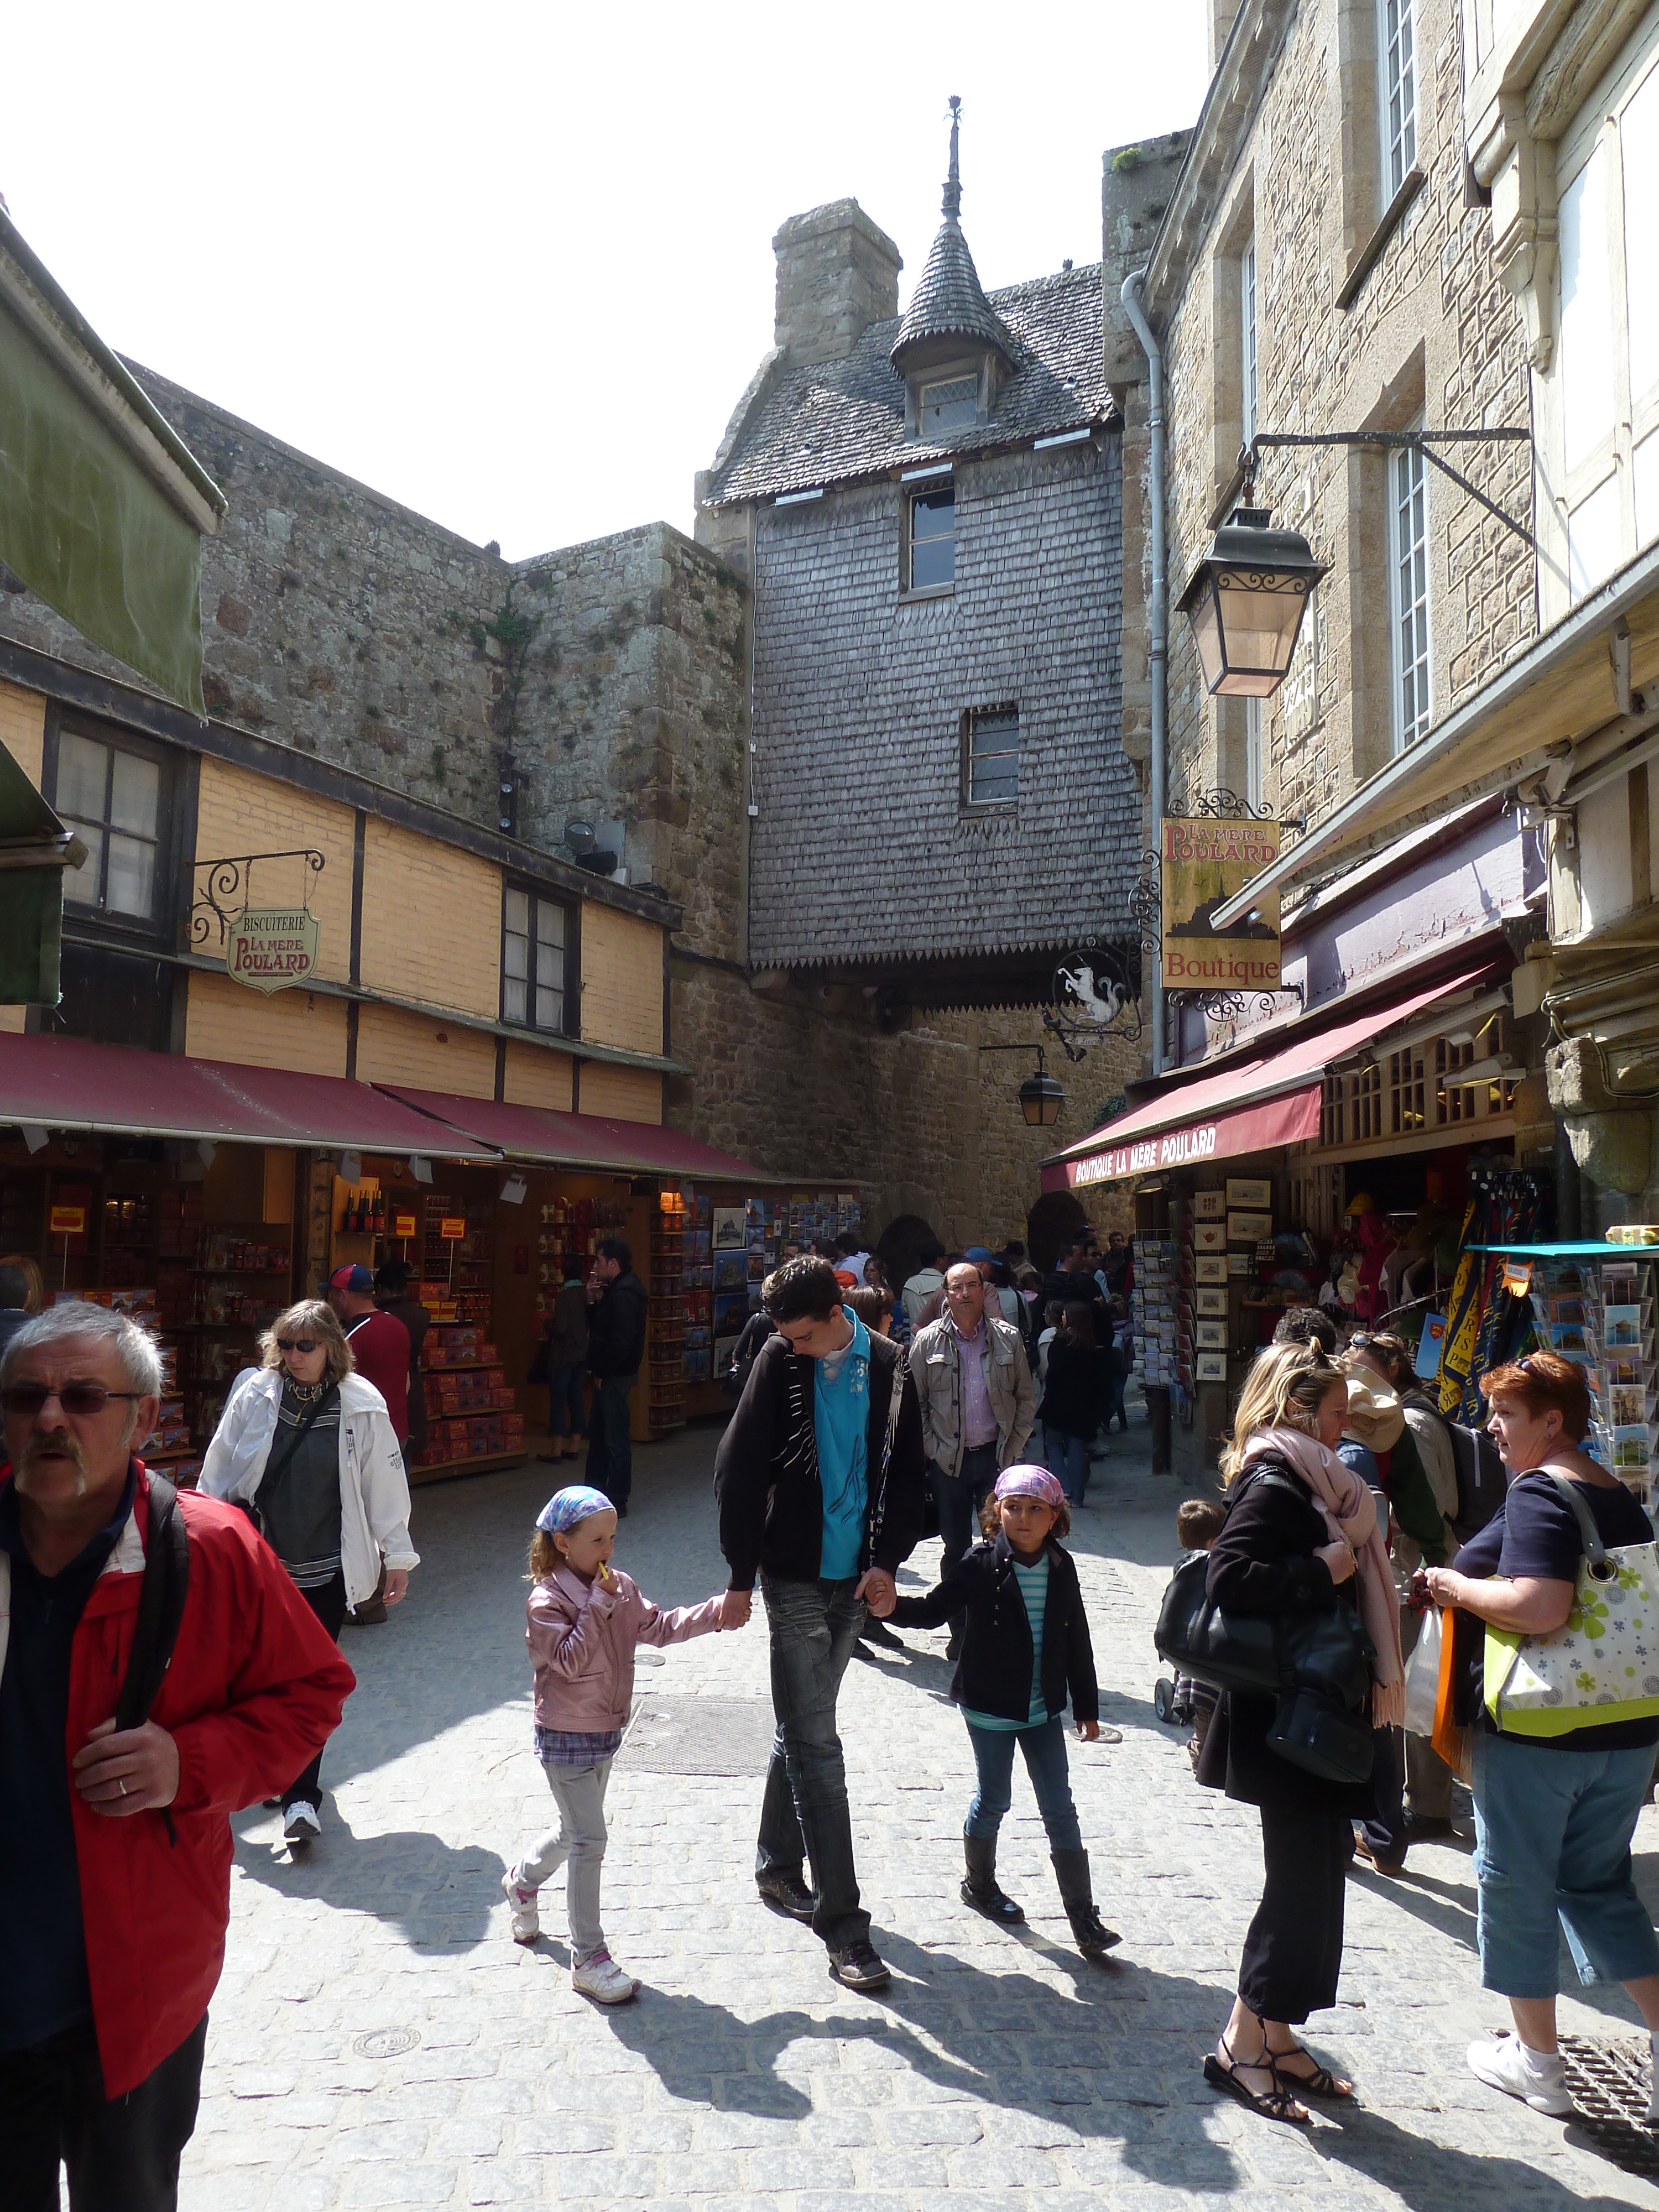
[963, 1553, 1053, 1731]
[534, 1725, 623, 1768]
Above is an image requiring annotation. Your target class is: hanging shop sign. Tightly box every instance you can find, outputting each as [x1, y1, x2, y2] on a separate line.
[1161, 817, 1282, 990]
[226, 907, 320, 994]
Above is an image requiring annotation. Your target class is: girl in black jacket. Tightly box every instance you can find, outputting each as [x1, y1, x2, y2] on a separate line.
[886, 1464, 1119, 1960]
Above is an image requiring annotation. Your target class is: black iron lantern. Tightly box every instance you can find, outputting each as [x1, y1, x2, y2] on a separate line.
[1018, 1051, 1064, 1127]
[1176, 507, 1330, 698]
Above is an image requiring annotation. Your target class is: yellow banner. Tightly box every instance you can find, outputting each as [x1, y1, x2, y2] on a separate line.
[1161, 817, 1282, 992]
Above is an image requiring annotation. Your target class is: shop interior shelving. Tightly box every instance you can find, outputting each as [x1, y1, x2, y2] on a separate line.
[648, 1194, 687, 1437]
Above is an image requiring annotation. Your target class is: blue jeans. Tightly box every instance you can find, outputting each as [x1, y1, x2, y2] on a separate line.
[756, 1576, 870, 1947]
[547, 1361, 586, 1439]
[1046, 1429, 1090, 1503]
[964, 1715, 1082, 1852]
[585, 1372, 635, 1504]
[1471, 1726, 1659, 1997]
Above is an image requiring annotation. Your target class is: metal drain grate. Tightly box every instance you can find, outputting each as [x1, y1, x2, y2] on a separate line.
[352, 2027, 420, 2059]
[1560, 2035, 1658, 2180]
[615, 1695, 775, 1776]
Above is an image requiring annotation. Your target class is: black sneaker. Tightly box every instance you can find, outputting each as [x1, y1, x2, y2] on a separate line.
[756, 1867, 815, 1922]
[827, 1939, 891, 1992]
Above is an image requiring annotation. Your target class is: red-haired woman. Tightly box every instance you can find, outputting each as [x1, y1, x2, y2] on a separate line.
[1418, 1350, 1659, 2121]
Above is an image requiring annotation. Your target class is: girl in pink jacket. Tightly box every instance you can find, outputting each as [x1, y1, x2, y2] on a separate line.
[502, 1485, 733, 2002]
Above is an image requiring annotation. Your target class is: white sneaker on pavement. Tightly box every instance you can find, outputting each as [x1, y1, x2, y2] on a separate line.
[1467, 2033, 1574, 2116]
[282, 1801, 321, 1845]
[571, 1947, 639, 2004]
[501, 1868, 540, 1944]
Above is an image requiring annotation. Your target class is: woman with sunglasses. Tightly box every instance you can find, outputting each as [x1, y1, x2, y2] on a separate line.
[201, 1298, 418, 1846]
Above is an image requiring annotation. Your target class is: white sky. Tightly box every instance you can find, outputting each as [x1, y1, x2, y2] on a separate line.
[4, 2, 1209, 561]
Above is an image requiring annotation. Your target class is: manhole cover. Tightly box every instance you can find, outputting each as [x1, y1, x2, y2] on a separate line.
[352, 2027, 421, 2059]
[1561, 2035, 1658, 2180]
[616, 1695, 775, 1776]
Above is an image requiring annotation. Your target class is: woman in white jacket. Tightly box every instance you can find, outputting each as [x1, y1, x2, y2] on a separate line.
[201, 1297, 418, 1845]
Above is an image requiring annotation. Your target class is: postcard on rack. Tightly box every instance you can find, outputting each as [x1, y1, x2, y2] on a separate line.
[1604, 1306, 1644, 1348]
[713, 1250, 748, 1290]
[1226, 1178, 1271, 1209]
[713, 1205, 747, 1250]
[1227, 1211, 1272, 1244]
[1610, 1384, 1652, 1426]
[1193, 1222, 1226, 1252]
[1607, 1354, 1645, 1386]
[1193, 1191, 1226, 1220]
[1549, 1321, 1591, 1353]
[1611, 1425, 1655, 1471]
[1196, 1255, 1227, 1282]
[1547, 1296, 1587, 1326]
[1196, 1320, 1227, 1349]
[1196, 1287, 1228, 1315]
[1195, 1352, 1228, 1381]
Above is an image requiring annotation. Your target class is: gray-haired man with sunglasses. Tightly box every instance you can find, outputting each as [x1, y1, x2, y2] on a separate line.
[0, 1301, 353, 2211]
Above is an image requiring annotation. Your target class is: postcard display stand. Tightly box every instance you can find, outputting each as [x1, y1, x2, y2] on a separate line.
[683, 1192, 865, 1394]
[413, 1190, 523, 1480]
[1131, 1237, 1181, 1412]
[649, 1192, 687, 1437]
[1529, 1253, 1658, 1500]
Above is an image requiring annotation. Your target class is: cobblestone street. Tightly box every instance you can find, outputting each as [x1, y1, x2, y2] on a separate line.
[185, 1423, 1659, 2210]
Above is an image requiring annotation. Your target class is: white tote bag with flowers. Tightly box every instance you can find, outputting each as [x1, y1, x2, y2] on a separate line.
[1485, 1474, 1659, 1738]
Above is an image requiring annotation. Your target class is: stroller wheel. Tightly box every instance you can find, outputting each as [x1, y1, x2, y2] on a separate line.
[1153, 1678, 1174, 1723]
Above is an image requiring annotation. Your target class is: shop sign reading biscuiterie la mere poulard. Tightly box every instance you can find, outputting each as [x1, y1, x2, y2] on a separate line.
[225, 907, 321, 993]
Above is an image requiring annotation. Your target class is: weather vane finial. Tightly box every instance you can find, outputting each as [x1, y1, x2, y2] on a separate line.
[943, 95, 962, 221]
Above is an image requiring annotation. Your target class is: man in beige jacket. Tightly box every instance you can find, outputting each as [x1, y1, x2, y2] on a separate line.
[911, 1263, 1036, 1582]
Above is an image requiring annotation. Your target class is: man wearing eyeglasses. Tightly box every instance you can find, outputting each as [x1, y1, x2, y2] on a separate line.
[0, 1302, 353, 2209]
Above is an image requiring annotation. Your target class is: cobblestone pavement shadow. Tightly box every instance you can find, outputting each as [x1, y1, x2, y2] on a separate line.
[185, 1417, 1659, 2209]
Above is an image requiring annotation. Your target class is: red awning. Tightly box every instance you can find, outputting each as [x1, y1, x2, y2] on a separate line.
[0, 1030, 489, 1156]
[377, 1085, 787, 1183]
[1040, 961, 1504, 1192]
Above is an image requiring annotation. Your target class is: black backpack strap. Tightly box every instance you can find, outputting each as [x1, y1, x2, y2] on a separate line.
[116, 1473, 192, 1733]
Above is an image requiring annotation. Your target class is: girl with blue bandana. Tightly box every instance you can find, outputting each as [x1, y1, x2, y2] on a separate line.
[502, 1486, 739, 2002]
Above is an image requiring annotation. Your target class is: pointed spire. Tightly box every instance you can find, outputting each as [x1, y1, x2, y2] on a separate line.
[942, 94, 962, 222]
[890, 95, 1014, 377]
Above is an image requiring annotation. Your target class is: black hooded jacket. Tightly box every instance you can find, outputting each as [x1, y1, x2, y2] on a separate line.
[889, 1528, 1099, 1726]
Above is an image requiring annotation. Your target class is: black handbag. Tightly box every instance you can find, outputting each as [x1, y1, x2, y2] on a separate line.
[1266, 1687, 1375, 1784]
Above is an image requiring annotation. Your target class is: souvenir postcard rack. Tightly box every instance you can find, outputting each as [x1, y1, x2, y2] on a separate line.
[1508, 1244, 1659, 1501]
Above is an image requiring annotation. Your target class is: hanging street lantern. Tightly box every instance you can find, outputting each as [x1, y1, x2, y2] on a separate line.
[1176, 506, 1330, 698]
[1018, 1050, 1065, 1127]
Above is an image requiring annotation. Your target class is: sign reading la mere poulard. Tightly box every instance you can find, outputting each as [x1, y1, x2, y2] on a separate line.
[226, 907, 320, 994]
[1161, 817, 1282, 989]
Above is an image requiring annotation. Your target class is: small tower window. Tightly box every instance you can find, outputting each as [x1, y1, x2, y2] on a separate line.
[909, 486, 956, 588]
[920, 375, 978, 432]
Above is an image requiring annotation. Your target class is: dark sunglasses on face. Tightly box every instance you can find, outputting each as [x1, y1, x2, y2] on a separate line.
[276, 1338, 320, 1355]
[1, 1383, 145, 1419]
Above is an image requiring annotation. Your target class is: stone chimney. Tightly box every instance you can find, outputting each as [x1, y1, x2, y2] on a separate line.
[772, 200, 902, 367]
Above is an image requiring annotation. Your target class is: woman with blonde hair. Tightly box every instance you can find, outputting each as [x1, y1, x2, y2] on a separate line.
[201, 1297, 418, 1846]
[1198, 1342, 1404, 2124]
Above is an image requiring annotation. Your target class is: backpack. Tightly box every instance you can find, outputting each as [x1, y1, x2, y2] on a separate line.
[117, 1472, 192, 1732]
[1410, 1396, 1507, 1542]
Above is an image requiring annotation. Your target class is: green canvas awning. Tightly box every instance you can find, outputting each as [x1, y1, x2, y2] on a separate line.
[0, 738, 85, 1006]
[0, 209, 224, 718]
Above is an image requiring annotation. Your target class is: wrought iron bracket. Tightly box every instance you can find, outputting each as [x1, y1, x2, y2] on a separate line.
[1166, 786, 1306, 837]
[1241, 427, 1537, 554]
[191, 848, 325, 951]
[1044, 946, 1144, 1060]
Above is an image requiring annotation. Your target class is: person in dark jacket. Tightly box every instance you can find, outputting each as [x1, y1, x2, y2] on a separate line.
[536, 1265, 589, 1464]
[1037, 1301, 1114, 1500]
[584, 1239, 648, 1514]
[374, 1259, 430, 1461]
[1197, 1341, 1400, 2125]
[713, 1256, 926, 1993]
[883, 1463, 1117, 1959]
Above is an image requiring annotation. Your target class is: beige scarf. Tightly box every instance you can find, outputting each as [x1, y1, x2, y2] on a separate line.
[1242, 1424, 1406, 1728]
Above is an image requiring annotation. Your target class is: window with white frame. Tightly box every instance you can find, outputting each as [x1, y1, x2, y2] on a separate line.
[502, 886, 568, 1034]
[1389, 439, 1431, 753]
[1240, 234, 1258, 446]
[54, 728, 165, 922]
[908, 484, 956, 589]
[1554, 34, 1659, 602]
[1379, 0, 1417, 200]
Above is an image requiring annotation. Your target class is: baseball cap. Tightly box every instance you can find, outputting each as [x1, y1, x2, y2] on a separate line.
[321, 1263, 375, 1295]
[964, 1245, 994, 1265]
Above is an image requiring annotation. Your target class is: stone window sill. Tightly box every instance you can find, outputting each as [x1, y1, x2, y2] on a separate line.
[1337, 165, 1426, 311]
[896, 582, 956, 607]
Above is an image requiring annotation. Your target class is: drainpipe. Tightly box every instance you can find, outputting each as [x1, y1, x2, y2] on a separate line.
[1121, 265, 1166, 1078]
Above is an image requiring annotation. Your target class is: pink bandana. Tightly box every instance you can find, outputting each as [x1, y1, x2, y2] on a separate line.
[993, 1464, 1066, 1508]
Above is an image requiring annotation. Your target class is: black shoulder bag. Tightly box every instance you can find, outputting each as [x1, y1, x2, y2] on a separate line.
[117, 1472, 192, 1733]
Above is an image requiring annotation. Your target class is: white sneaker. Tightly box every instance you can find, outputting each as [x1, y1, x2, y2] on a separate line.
[282, 1801, 321, 1845]
[1467, 2033, 1574, 2116]
[571, 1947, 639, 2005]
[501, 1868, 540, 1944]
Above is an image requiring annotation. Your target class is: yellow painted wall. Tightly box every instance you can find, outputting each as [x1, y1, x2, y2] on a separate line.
[354, 1003, 495, 1097]
[503, 1041, 575, 1111]
[194, 758, 355, 985]
[580, 902, 662, 1055]
[360, 817, 500, 1020]
[579, 1061, 662, 1124]
[184, 972, 350, 1074]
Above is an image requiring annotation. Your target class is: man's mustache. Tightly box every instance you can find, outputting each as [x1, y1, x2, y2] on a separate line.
[21, 1426, 86, 1479]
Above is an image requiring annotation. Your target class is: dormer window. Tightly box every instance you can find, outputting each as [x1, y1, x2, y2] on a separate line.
[920, 375, 978, 433]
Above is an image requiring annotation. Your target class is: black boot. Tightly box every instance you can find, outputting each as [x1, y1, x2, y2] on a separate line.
[1051, 1848, 1120, 1959]
[961, 1834, 1024, 1923]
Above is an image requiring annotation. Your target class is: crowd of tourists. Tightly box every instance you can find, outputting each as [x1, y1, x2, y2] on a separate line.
[3, 1220, 1657, 2207]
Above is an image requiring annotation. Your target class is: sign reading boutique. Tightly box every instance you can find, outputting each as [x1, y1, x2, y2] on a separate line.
[1161, 816, 1282, 989]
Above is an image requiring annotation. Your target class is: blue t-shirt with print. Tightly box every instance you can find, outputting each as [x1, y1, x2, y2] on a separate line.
[815, 1309, 871, 1580]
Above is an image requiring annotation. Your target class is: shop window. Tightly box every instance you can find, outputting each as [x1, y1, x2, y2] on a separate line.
[1355, 1061, 1383, 1141]
[1436, 1035, 1476, 1122]
[1321, 1071, 1345, 1147]
[53, 727, 168, 925]
[920, 376, 978, 434]
[962, 705, 1019, 809]
[1389, 1044, 1426, 1134]
[502, 887, 568, 1034]
[909, 484, 956, 589]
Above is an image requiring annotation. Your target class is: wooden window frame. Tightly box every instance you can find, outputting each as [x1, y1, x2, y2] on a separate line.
[961, 703, 1020, 813]
[500, 882, 576, 1040]
[41, 713, 180, 948]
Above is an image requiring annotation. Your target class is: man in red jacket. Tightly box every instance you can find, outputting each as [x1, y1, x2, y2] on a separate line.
[325, 1261, 412, 1442]
[0, 1302, 355, 2211]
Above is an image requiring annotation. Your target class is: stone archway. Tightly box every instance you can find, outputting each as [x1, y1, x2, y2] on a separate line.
[1025, 1190, 1088, 1272]
[876, 1213, 937, 1293]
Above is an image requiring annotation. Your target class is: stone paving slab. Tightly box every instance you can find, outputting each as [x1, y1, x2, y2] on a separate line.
[181, 1421, 1659, 2208]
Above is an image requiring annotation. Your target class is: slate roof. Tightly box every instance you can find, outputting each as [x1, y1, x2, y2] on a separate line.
[703, 260, 1114, 509]
[889, 216, 1014, 368]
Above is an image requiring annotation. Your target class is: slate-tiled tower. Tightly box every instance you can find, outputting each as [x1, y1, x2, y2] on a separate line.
[697, 101, 1138, 1016]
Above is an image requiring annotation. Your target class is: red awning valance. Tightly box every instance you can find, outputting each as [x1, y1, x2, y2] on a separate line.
[376, 1085, 787, 1183]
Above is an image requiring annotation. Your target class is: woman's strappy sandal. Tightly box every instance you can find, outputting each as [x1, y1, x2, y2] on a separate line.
[1269, 2044, 1353, 2099]
[1202, 2031, 1311, 2125]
